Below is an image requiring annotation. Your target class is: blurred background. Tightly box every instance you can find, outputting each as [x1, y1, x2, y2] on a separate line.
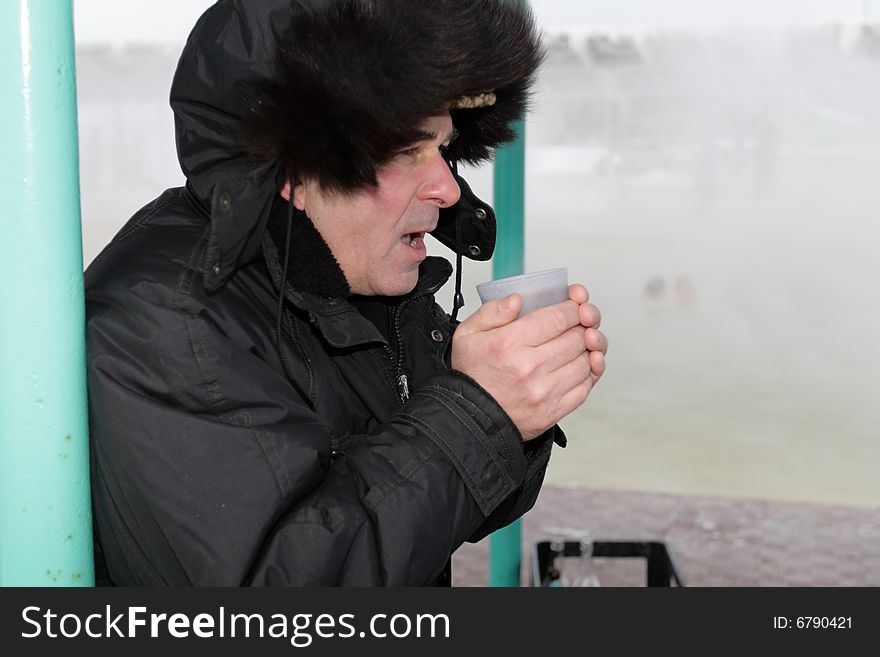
[74, 1, 880, 584]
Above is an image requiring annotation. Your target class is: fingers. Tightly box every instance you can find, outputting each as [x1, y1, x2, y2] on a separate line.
[456, 293, 522, 336]
[585, 327, 608, 355]
[551, 350, 592, 395]
[517, 300, 581, 347]
[543, 327, 605, 386]
[550, 352, 593, 419]
[534, 326, 589, 372]
[543, 332, 605, 415]
[579, 302, 601, 329]
[568, 284, 589, 305]
[513, 351, 591, 436]
[588, 349, 605, 384]
[556, 379, 593, 420]
[543, 349, 603, 423]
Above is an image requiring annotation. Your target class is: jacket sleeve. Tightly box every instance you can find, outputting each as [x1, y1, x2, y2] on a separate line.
[437, 317, 563, 544]
[466, 425, 564, 543]
[87, 283, 534, 586]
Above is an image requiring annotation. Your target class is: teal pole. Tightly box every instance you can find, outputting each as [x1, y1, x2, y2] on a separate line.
[0, 0, 94, 586]
[489, 117, 526, 587]
[491, 119, 527, 280]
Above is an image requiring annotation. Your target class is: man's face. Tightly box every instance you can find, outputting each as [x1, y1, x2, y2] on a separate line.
[290, 114, 461, 297]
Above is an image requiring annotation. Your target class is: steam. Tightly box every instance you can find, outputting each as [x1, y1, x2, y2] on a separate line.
[522, 26, 880, 504]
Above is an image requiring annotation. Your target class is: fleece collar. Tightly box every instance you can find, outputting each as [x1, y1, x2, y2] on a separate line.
[264, 194, 351, 299]
[260, 195, 454, 349]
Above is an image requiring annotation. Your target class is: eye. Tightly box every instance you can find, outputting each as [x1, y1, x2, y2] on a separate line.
[393, 146, 421, 163]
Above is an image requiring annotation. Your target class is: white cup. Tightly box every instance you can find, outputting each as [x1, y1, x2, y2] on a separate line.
[476, 268, 569, 317]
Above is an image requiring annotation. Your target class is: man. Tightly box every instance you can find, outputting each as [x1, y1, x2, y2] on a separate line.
[86, 0, 607, 586]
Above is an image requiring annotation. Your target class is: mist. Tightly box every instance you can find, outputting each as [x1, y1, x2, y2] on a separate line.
[76, 24, 880, 507]
[518, 26, 880, 505]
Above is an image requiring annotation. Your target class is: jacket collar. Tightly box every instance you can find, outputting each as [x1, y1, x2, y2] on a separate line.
[265, 194, 351, 299]
[290, 257, 452, 349]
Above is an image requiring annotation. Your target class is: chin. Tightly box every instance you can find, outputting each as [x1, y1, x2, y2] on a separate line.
[380, 272, 419, 297]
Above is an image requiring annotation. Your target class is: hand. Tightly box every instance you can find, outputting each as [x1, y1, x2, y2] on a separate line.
[451, 284, 607, 441]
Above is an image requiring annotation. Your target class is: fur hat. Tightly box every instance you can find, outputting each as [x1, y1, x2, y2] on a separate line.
[242, 0, 545, 192]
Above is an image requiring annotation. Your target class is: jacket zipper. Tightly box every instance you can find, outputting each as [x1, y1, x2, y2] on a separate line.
[385, 276, 447, 404]
[380, 342, 407, 404]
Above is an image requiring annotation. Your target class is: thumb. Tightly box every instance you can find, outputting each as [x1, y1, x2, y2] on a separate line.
[458, 294, 522, 335]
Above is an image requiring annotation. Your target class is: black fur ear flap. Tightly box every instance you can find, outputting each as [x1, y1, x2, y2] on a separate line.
[242, 0, 545, 193]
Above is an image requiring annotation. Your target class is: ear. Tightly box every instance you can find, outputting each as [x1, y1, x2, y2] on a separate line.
[279, 179, 307, 211]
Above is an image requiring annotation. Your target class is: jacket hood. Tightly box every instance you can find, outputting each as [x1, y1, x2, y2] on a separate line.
[170, 0, 541, 292]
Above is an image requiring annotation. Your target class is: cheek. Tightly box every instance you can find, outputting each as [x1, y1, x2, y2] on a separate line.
[376, 171, 420, 213]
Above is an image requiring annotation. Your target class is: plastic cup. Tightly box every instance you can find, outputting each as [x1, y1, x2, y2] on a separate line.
[476, 268, 569, 317]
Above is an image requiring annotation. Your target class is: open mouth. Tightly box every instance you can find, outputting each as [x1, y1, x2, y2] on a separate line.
[403, 232, 426, 248]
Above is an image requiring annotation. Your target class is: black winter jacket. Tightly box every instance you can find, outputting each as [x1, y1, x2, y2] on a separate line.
[85, 0, 562, 586]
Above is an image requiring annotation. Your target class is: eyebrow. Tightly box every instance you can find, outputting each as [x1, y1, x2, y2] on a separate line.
[415, 127, 460, 145]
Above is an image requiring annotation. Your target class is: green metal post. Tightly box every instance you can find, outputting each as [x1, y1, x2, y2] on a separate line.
[491, 120, 527, 281]
[0, 0, 93, 586]
[489, 118, 526, 587]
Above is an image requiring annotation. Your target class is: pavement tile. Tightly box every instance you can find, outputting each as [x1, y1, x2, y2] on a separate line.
[452, 485, 880, 587]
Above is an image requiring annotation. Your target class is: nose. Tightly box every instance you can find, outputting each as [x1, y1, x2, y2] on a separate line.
[419, 152, 461, 208]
